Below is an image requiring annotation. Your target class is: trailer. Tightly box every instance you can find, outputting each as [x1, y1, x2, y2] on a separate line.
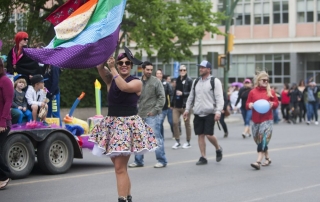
[2, 128, 83, 179]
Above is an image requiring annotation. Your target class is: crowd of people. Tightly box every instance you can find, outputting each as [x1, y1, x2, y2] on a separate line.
[1, 32, 319, 202]
[3, 32, 62, 126]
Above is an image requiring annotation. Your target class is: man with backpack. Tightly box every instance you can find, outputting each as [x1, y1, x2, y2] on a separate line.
[183, 60, 224, 165]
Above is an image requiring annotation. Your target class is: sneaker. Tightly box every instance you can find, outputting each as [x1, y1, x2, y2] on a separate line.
[196, 157, 208, 165]
[0, 178, 10, 190]
[242, 133, 246, 138]
[172, 142, 181, 149]
[182, 143, 191, 149]
[224, 133, 228, 138]
[315, 121, 319, 125]
[154, 162, 166, 168]
[42, 121, 49, 126]
[306, 121, 310, 125]
[128, 162, 143, 168]
[216, 146, 223, 162]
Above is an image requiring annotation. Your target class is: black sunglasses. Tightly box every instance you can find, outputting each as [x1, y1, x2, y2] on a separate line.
[180, 69, 186, 72]
[117, 61, 132, 66]
[260, 79, 269, 83]
[23, 38, 29, 41]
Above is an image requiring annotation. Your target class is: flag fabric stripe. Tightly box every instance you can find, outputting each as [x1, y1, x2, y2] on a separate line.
[87, 0, 122, 25]
[51, 1, 125, 48]
[55, 0, 98, 40]
[45, 0, 88, 26]
[24, 0, 126, 69]
[24, 26, 120, 69]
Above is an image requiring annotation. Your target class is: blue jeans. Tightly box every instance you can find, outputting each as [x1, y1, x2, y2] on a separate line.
[307, 101, 318, 121]
[47, 93, 62, 126]
[160, 109, 173, 137]
[273, 107, 280, 123]
[17, 109, 32, 123]
[240, 108, 252, 126]
[134, 114, 167, 166]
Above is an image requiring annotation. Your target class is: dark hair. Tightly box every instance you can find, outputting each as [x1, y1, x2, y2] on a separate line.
[298, 79, 305, 86]
[0, 59, 5, 76]
[117, 52, 128, 61]
[142, 61, 153, 69]
[284, 83, 289, 89]
[163, 75, 168, 80]
[156, 69, 162, 73]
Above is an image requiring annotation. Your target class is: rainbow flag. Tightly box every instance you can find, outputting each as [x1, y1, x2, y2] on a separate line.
[24, 0, 126, 69]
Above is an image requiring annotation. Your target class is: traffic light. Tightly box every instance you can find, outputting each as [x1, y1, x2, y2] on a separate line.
[227, 33, 234, 52]
[218, 55, 226, 67]
[207, 52, 219, 69]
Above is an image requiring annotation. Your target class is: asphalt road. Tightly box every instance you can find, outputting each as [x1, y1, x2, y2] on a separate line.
[1, 114, 320, 202]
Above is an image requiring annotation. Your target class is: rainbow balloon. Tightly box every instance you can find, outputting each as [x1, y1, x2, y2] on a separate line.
[24, 0, 127, 69]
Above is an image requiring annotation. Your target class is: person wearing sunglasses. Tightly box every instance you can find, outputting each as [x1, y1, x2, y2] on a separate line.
[246, 71, 279, 170]
[171, 65, 193, 149]
[6, 32, 42, 85]
[90, 51, 158, 202]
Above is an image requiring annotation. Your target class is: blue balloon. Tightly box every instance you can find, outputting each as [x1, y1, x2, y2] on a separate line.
[253, 99, 270, 114]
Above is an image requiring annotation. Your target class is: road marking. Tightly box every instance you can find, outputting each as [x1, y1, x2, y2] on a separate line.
[243, 183, 320, 202]
[9, 142, 320, 187]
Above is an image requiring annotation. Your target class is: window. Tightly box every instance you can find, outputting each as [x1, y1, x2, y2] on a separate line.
[273, 0, 288, 24]
[297, 0, 314, 23]
[317, 0, 320, 21]
[230, 54, 291, 84]
[254, 0, 270, 25]
[235, 0, 251, 25]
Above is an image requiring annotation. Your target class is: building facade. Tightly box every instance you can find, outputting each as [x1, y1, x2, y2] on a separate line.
[138, 0, 320, 85]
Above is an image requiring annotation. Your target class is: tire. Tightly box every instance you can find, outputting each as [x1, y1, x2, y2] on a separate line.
[37, 132, 74, 174]
[2, 134, 35, 179]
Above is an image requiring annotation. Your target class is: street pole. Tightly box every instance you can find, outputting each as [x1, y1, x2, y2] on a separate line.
[198, 38, 202, 77]
[223, 0, 239, 91]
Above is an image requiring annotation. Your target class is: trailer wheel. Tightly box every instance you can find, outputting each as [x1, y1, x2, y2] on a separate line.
[2, 134, 35, 179]
[37, 132, 74, 174]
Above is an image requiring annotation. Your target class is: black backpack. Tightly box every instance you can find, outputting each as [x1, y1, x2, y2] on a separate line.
[192, 77, 215, 103]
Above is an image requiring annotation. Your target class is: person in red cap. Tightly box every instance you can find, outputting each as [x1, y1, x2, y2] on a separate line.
[6, 32, 42, 84]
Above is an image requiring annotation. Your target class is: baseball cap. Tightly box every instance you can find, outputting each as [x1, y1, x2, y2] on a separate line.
[13, 74, 28, 82]
[31, 74, 48, 85]
[197, 60, 212, 69]
[244, 79, 251, 83]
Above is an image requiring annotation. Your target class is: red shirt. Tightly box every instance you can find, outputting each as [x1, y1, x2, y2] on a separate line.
[0, 75, 14, 127]
[281, 90, 290, 104]
[246, 87, 279, 124]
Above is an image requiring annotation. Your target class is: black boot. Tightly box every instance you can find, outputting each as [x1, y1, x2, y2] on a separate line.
[118, 197, 126, 202]
[127, 195, 132, 202]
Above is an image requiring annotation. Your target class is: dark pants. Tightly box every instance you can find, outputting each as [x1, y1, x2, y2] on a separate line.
[281, 104, 290, 121]
[219, 113, 228, 133]
[11, 108, 21, 124]
[299, 101, 306, 122]
[0, 128, 11, 181]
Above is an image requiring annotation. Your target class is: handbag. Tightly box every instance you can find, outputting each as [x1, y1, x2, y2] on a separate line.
[224, 108, 231, 117]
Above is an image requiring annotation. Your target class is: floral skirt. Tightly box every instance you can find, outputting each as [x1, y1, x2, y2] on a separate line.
[88, 115, 157, 157]
[251, 120, 273, 152]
